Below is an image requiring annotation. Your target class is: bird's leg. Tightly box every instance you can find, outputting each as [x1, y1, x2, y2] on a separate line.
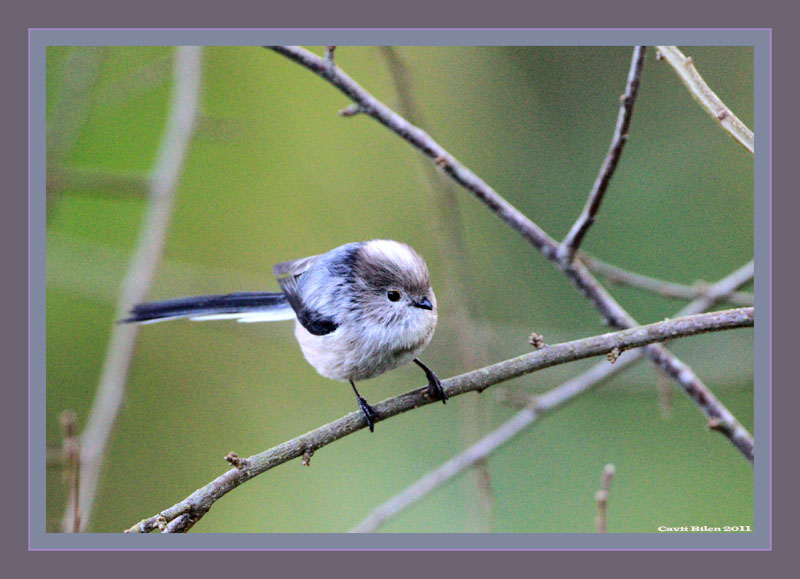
[350, 380, 380, 432]
[413, 359, 447, 404]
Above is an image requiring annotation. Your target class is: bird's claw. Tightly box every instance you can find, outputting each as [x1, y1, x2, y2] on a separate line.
[427, 373, 448, 405]
[357, 396, 381, 432]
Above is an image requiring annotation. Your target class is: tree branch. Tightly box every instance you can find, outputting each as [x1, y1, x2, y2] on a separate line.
[595, 464, 616, 533]
[557, 46, 646, 264]
[59, 410, 81, 533]
[655, 46, 754, 154]
[581, 253, 754, 306]
[266, 46, 754, 462]
[62, 47, 203, 533]
[350, 261, 753, 533]
[125, 307, 753, 533]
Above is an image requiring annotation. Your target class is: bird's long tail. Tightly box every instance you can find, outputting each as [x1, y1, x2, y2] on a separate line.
[123, 292, 295, 324]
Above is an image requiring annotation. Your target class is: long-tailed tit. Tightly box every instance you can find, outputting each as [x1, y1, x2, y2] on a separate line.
[124, 239, 447, 431]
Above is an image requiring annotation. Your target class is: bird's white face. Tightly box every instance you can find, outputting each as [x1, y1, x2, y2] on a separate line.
[353, 240, 437, 337]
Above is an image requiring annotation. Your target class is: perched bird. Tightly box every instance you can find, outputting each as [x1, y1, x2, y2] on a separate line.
[124, 240, 447, 431]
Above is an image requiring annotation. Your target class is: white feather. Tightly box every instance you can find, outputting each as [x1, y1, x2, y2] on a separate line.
[137, 317, 177, 325]
[364, 240, 419, 271]
[189, 309, 296, 323]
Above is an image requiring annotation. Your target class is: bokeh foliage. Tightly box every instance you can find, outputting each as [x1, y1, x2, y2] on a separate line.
[46, 46, 754, 533]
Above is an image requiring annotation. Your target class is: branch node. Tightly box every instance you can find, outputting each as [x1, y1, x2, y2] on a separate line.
[301, 447, 315, 467]
[155, 514, 168, 531]
[339, 104, 367, 117]
[324, 46, 336, 66]
[163, 512, 199, 533]
[225, 451, 247, 470]
[707, 417, 730, 434]
[434, 154, 451, 169]
[528, 332, 546, 349]
[607, 346, 622, 364]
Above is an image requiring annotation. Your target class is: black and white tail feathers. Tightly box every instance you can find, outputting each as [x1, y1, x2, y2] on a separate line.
[123, 292, 295, 324]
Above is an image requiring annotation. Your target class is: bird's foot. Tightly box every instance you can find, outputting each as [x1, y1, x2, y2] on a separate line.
[357, 396, 381, 432]
[414, 359, 448, 405]
[426, 371, 448, 405]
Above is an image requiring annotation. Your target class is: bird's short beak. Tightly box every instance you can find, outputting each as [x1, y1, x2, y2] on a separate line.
[412, 296, 434, 310]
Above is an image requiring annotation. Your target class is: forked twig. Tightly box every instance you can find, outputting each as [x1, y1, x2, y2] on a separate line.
[558, 46, 646, 264]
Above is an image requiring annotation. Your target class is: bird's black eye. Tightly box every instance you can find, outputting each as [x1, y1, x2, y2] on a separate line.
[387, 290, 402, 302]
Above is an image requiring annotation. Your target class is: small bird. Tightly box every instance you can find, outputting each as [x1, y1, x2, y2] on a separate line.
[124, 240, 447, 431]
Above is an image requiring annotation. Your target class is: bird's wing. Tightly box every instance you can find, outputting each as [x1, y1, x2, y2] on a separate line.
[272, 254, 320, 277]
[277, 275, 339, 336]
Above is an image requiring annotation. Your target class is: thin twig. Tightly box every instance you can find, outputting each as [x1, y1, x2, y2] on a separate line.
[62, 47, 203, 533]
[380, 46, 495, 531]
[125, 308, 752, 533]
[557, 46, 646, 264]
[581, 254, 754, 306]
[350, 262, 753, 533]
[655, 46, 754, 154]
[595, 464, 616, 533]
[266, 46, 755, 462]
[60, 411, 81, 533]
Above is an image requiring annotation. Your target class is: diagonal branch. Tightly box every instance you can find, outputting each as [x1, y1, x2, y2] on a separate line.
[61, 47, 203, 533]
[266, 46, 754, 462]
[557, 46, 647, 264]
[351, 262, 754, 533]
[125, 307, 753, 533]
[581, 253, 754, 306]
[655, 46, 754, 154]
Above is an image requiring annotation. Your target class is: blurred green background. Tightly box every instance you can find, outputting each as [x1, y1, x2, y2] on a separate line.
[45, 46, 754, 533]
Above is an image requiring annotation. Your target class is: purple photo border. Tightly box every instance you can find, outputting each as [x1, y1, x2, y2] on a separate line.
[29, 28, 771, 551]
